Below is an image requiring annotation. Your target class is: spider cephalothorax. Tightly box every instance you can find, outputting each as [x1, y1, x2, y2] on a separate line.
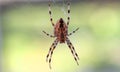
[43, 2, 79, 69]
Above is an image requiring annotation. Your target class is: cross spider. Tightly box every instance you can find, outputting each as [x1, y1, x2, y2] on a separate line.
[43, 2, 79, 69]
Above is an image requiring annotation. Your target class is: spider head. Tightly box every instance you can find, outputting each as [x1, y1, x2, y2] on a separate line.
[59, 18, 64, 23]
[59, 18, 64, 28]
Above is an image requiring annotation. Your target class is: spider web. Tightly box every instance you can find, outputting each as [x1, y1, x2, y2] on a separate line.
[50, 0, 71, 17]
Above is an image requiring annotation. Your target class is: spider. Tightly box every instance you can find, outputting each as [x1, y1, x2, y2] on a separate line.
[43, 2, 79, 69]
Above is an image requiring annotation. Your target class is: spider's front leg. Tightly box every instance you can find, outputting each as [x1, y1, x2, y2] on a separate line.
[67, 2, 70, 25]
[66, 37, 79, 65]
[48, 2, 55, 26]
[46, 39, 58, 69]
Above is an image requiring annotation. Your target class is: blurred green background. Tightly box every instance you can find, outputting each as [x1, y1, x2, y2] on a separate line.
[1, 0, 120, 72]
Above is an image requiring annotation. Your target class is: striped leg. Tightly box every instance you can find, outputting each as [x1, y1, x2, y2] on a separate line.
[42, 31, 55, 38]
[48, 2, 54, 26]
[68, 28, 79, 36]
[66, 38, 79, 60]
[67, 2, 70, 25]
[66, 37, 79, 65]
[46, 39, 58, 69]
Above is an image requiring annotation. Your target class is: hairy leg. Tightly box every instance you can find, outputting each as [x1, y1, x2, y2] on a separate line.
[68, 28, 79, 36]
[46, 39, 58, 69]
[67, 2, 70, 25]
[48, 2, 54, 26]
[66, 37, 79, 65]
[43, 31, 55, 38]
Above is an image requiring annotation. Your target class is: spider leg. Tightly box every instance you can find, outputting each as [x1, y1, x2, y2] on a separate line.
[48, 2, 54, 26]
[46, 39, 58, 69]
[68, 28, 79, 36]
[66, 37, 79, 65]
[66, 38, 79, 60]
[42, 31, 55, 38]
[46, 43, 54, 62]
[67, 2, 70, 25]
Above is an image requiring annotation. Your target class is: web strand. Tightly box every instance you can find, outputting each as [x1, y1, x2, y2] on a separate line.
[49, 0, 70, 16]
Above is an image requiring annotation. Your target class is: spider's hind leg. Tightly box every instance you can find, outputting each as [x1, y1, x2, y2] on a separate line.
[66, 37, 79, 65]
[46, 39, 58, 69]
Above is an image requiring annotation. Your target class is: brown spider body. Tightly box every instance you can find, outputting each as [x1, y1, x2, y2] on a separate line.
[54, 18, 68, 43]
[42, 2, 80, 69]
